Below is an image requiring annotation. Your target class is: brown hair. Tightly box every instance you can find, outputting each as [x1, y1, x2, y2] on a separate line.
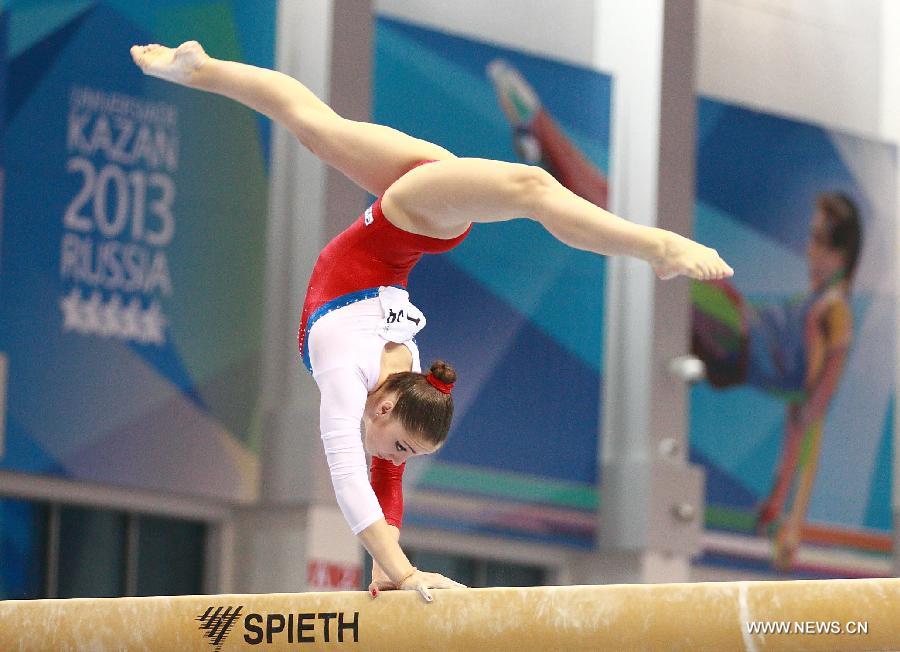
[816, 192, 862, 282]
[381, 360, 456, 446]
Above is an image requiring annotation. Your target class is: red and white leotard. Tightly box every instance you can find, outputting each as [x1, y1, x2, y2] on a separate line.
[299, 163, 470, 534]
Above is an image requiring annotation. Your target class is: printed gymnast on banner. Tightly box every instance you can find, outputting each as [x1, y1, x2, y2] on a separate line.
[130, 40, 733, 602]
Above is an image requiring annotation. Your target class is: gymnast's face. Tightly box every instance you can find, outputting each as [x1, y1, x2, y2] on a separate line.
[363, 398, 438, 466]
[807, 210, 845, 289]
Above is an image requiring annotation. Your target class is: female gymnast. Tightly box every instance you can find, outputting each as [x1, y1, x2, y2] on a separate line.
[692, 193, 861, 567]
[131, 41, 733, 601]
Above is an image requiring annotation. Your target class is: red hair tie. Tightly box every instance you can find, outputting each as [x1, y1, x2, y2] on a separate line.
[426, 373, 454, 395]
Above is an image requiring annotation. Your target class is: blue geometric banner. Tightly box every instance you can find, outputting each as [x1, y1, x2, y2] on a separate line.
[0, 1, 275, 501]
[375, 16, 612, 547]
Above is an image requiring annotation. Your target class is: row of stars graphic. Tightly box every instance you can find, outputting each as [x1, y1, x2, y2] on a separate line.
[59, 289, 168, 345]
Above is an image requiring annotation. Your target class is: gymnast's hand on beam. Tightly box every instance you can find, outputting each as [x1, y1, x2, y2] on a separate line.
[400, 569, 467, 603]
[370, 564, 467, 603]
[368, 560, 399, 597]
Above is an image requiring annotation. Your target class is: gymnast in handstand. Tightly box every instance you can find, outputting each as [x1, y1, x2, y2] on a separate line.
[131, 41, 733, 602]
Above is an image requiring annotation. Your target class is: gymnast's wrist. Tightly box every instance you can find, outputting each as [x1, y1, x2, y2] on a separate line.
[394, 566, 418, 586]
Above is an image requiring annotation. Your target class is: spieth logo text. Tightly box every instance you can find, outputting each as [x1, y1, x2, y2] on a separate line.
[198, 605, 360, 648]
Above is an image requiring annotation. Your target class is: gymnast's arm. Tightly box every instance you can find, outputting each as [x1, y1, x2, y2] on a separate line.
[797, 302, 852, 429]
[315, 365, 463, 600]
[369, 457, 406, 591]
[370, 456, 405, 529]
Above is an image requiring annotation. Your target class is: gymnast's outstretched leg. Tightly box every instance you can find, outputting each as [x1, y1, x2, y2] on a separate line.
[130, 41, 455, 196]
[131, 41, 732, 281]
[382, 157, 733, 280]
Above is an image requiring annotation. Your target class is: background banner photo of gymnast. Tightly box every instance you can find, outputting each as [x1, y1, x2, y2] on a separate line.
[690, 97, 896, 578]
[0, 0, 276, 501]
[374, 16, 612, 548]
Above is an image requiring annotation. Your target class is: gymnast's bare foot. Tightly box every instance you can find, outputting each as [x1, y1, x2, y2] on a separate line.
[130, 41, 208, 85]
[652, 231, 734, 281]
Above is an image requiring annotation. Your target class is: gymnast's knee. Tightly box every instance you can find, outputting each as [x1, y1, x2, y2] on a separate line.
[513, 164, 557, 216]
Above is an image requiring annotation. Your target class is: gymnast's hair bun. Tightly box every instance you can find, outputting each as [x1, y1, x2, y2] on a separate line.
[429, 360, 457, 385]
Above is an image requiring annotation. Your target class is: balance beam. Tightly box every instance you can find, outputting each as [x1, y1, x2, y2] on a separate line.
[1, 578, 898, 651]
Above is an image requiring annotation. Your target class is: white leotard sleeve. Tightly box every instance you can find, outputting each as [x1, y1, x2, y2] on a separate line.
[313, 363, 384, 534]
[307, 293, 424, 535]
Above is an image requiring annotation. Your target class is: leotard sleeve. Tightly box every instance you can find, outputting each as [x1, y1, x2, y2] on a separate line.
[313, 364, 385, 534]
[307, 294, 423, 535]
[370, 456, 405, 528]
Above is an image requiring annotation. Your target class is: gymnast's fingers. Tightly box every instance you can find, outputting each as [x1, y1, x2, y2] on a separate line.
[368, 579, 398, 598]
[400, 570, 467, 602]
[420, 571, 468, 590]
[417, 585, 434, 603]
